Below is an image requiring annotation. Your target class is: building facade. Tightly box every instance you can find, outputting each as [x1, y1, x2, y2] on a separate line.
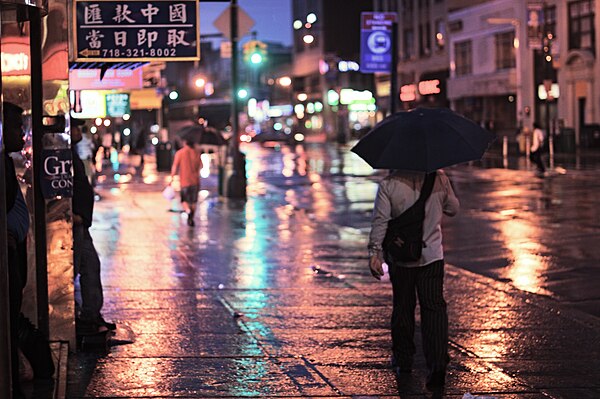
[292, 0, 375, 142]
[446, 0, 529, 139]
[374, 0, 452, 112]
[554, 0, 600, 147]
[447, 0, 600, 147]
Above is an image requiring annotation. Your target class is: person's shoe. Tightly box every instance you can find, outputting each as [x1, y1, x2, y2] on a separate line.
[425, 370, 446, 390]
[187, 216, 195, 226]
[76, 319, 108, 336]
[99, 317, 117, 331]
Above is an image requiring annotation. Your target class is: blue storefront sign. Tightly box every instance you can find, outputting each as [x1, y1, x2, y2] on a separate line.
[106, 93, 130, 117]
[360, 12, 397, 73]
[74, 0, 200, 62]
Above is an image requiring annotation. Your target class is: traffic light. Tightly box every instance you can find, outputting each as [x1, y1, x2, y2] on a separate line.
[243, 40, 267, 65]
[237, 88, 249, 99]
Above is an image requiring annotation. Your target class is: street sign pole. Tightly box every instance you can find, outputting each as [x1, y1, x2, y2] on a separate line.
[227, 0, 247, 198]
[390, 21, 398, 115]
[231, 0, 239, 154]
[359, 12, 397, 115]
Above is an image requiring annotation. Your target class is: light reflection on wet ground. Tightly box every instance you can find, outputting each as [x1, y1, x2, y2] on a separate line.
[66, 142, 600, 398]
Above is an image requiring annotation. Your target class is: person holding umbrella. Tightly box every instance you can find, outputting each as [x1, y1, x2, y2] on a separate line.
[352, 107, 495, 390]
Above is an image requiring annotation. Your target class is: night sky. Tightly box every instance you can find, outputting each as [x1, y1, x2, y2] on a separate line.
[199, 0, 292, 46]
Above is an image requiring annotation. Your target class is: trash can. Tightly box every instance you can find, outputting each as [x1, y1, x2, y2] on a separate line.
[556, 128, 576, 153]
[156, 142, 173, 172]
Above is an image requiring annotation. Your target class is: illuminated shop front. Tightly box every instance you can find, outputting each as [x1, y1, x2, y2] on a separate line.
[398, 70, 449, 110]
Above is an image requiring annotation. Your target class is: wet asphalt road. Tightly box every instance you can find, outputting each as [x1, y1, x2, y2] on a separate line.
[66, 142, 600, 398]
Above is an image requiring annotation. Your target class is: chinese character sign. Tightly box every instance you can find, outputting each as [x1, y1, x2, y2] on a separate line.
[75, 0, 199, 61]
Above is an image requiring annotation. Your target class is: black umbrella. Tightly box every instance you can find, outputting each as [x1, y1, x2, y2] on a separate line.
[176, 125, 227, 146]
[351, 107, 496, 172]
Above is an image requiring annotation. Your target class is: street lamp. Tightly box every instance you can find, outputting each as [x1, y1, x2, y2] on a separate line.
[302, 34, 315, 44]
[278, 76, 292, 87]
[194, 77, 206, 88]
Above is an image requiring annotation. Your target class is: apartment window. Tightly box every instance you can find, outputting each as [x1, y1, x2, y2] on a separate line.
[404, 29, 415, 59]
[454, 40, 472, 76]
[569, 0, 595, 53]
[495, 31, 516, 70]
[435, 19, 445, 50]
[545, 5, 557, 37]
[419, 22, 431, 56]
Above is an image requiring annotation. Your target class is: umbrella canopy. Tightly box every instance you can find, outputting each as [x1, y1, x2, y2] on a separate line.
[351, 107, 496, 172]
[176, 125, 227, 146]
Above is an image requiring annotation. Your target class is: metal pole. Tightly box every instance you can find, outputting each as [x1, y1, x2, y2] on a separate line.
[231, 0, 239, 151]
[502, 135, 508, 169]
[30, 7, 50, 337]
[389, 21, 398, 115]
[227, 0, 247, 198]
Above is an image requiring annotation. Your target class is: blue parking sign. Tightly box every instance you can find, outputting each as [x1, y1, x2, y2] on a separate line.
[360, 12, 397, 73]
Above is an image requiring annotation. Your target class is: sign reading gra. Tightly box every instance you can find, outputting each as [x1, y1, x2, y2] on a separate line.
[41, 148, 73, 199]
[74, 0, 199, 62]
[360, 12, 397, 73]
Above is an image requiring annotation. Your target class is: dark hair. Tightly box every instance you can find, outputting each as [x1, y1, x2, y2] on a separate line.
[3, 102, 24, 120]
[533, 122, 541, 129]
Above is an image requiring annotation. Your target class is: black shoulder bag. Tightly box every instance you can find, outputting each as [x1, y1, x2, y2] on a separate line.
[382, 172, 436, 263]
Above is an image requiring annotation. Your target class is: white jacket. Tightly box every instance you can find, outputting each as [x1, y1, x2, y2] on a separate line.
[369, 170, 459, 267]
[531, 127, 545, 152]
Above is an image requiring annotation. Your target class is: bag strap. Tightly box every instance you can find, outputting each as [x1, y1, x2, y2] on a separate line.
[415, 172, 436, 205]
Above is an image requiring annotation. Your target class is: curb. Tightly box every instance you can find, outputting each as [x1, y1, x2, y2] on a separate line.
[446, 264, 600, 330]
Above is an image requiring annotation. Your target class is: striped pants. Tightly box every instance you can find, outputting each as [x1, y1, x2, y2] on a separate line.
[389, 260, 448, 372]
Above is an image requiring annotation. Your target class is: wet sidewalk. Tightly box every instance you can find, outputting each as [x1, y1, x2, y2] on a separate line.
[65, 146, 600, 398]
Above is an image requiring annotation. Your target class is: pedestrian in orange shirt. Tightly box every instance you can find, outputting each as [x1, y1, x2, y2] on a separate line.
[170, 138, 203, 226]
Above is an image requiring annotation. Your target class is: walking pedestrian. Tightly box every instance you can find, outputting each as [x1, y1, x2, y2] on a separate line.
[135, 128, 147, 166]
[530, 122, 546, 176]
[75, 124, 96, 185]
[368, 169, 459, 391]
[170, 137, 202, 226]
[71, 118, 116, 335]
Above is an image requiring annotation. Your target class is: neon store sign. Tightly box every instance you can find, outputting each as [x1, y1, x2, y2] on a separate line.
[1, 43, 30, 76]
[400, 79, 441, 102]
